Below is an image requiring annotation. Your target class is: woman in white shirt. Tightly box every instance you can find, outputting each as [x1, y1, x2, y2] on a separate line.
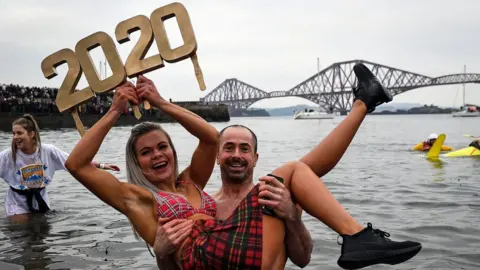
[0, 114, 119, 219]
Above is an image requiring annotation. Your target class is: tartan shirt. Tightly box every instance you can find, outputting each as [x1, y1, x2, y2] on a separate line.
[178, 184, 263, 269]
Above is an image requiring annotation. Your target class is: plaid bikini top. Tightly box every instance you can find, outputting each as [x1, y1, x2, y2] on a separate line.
[155, 180, 217, 219]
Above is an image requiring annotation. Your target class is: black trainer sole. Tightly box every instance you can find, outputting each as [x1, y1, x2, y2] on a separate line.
[337, 244, 422, 270]
[353, 63, 393, 108]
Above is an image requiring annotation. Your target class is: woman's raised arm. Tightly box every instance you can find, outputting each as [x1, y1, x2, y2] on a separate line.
[136, 75, 219, 190]
[65, 82, 149, 216]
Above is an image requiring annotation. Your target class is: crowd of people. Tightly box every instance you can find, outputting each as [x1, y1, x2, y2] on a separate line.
[0, 83, 113, 115]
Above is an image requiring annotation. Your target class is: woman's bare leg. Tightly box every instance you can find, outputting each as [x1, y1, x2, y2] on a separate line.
[269, 161, 363, 235]
[300, 100, 367, 178]
[264, 161, 421, 269]
[261, 215, 286, 270]
[8, 213, 30, 224]
[300, 63, 393, 178]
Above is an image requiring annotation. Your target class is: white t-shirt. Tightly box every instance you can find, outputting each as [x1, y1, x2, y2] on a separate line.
[0, 144, 69, 216]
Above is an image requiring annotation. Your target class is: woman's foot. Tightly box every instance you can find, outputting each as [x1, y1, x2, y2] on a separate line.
[352, 63, 393, 113]
[337, 223, 422, 269]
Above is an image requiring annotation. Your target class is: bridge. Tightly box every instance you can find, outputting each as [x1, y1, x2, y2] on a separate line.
[200, 60, 480, 112]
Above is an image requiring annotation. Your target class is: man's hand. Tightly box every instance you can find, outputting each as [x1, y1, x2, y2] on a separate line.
[135, 75, 168, 108]
[258, 175, 297, 221]
[153, 218, 194, 259]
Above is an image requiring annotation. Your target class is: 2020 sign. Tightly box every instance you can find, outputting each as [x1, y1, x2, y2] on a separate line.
[41, 2, 205, 136]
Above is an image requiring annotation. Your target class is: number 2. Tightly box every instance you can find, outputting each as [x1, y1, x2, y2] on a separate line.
[115, 15, 165, 78]
[75, 31, 126, 93]
[41, 48, 94, 112]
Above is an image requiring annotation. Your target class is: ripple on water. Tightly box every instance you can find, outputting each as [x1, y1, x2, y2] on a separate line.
[1, 116, 480, 269]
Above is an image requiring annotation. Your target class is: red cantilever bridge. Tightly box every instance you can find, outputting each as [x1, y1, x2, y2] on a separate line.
[200, 60, 480, 112]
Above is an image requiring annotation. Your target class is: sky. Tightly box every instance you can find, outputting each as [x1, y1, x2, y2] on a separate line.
[1, 0, 480, 109]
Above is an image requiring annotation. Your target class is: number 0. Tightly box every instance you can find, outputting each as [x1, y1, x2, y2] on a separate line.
[150, 2, 197, 63]
[41, 48, 94, 112]
[75, 31, 126, 93]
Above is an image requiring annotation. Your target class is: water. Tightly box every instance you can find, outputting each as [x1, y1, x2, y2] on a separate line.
[0, 114, 479, 270]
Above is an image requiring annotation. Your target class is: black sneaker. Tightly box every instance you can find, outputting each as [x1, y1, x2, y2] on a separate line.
[337, 223, 422, 270]
[353, 63, 393, 113]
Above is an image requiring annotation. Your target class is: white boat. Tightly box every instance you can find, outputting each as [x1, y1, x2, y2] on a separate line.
[294, 57, 335, 120]
[452, 65, 479, 118]
[452, 109, 480, 117]
[294, 110, 334, 119]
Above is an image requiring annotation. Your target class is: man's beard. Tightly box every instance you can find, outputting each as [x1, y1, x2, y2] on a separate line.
[220, 164, 253, 184]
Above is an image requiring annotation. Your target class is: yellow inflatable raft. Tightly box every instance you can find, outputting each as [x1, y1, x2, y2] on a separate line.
[443, 146, 480, 157]
[426, 134, 480, 158]
[412, 142, 453, 152]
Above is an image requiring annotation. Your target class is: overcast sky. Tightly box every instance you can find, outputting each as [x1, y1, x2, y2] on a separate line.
[1, 0, 480, 108]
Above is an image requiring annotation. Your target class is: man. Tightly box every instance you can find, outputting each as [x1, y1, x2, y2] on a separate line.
[154, 64, 421, 269]
[411, 133, 453, 151]
[153, 141, 313, 268]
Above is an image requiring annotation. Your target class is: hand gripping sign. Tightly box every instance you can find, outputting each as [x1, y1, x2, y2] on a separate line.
[41, 2, 205, 137]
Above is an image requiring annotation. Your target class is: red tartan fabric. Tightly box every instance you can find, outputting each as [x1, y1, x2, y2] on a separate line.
[179, 184, 263, 269]
[156, 180, 217, 219]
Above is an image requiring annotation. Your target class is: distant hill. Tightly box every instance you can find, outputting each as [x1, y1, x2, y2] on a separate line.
[264, 102, 442, 116]
[376, 102, 424, 112]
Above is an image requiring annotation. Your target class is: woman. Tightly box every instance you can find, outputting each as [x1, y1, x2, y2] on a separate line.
[66, 71, 421, 269]
[0, 114, 119, 220]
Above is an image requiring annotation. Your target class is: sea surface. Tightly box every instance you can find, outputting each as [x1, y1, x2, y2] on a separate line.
[0, 114, 479, 270]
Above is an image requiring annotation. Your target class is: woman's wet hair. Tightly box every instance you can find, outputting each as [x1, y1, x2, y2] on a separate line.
[125, 121, 179, 239]
[11, 114, 41, 163]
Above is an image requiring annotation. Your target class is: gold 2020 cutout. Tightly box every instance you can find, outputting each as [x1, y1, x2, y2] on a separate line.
[75, 31, 127, 94]
[41, 48, 94, 137]
[151, 2, 206, 90]
[115, 14, 165, 111]
[41, 2, 205, 136]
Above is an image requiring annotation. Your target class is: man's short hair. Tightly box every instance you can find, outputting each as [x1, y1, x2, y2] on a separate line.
[219, 125, 258, 153]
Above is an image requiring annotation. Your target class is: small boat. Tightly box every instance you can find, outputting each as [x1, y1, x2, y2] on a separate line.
[412, 133, 454, 151]
[293, 57, 335, 120]
[294, 109, 334, 120]
[411, 142, 453, 152]
[444, 146, 480, 157]
[427, 134, 480, 158]
[452, 107, 480, 117]
[452, 65, 479, 117]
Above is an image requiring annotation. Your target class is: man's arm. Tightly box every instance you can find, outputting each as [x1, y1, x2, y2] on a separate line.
[156, 256, 179, 270]
[284, 205, 313, 268]
[153, 219, 193, 269]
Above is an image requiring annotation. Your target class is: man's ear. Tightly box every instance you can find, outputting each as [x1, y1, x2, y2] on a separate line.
[253, 152, 259, 167]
